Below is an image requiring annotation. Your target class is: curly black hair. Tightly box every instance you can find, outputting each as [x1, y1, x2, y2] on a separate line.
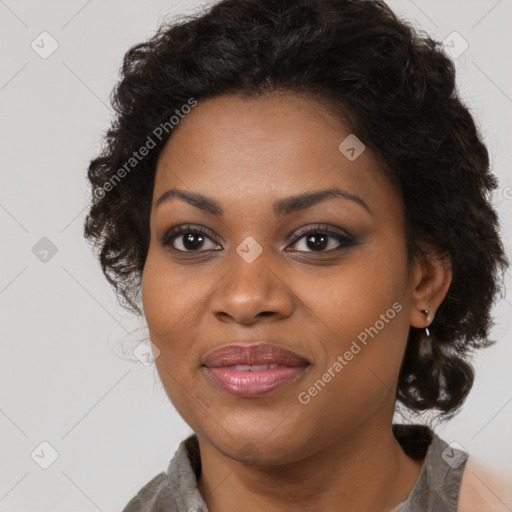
[83, 0, 509, 419]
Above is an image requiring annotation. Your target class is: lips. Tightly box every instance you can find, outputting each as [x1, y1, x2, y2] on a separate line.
[201, 342, 310, 368]
[201, 342, 311, 398]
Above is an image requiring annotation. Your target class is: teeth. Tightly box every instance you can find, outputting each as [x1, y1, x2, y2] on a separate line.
[230, 364, 280, 371]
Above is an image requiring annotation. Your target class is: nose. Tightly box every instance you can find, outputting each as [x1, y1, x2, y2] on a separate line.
[210, 248, 294, 325]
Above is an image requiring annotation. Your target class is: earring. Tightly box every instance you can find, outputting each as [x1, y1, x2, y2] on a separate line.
[420, 309, 431, 337]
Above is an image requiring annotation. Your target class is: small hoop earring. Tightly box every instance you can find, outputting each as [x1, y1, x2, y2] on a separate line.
[420, 309, 431, 337]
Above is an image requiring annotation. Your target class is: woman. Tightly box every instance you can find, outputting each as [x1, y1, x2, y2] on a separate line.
[84, 0, 511, 510]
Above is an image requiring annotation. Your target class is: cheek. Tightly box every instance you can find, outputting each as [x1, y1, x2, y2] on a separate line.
[141, 254, 195, 398]
[141, 248, 207, 339]
[293, 246, 410, 404]
[141, 250, 216, 403]
[141, 259, 202, 418]
[294, 249, 408, 340]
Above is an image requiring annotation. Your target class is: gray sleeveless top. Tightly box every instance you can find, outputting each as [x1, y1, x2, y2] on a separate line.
[122, 424, 468, 512]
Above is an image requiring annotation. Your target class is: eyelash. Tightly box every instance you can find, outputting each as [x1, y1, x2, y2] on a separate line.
[159, 223, 357, 254]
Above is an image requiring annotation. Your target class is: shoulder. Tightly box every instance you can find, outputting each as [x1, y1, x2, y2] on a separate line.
[121, 472, 176, 512]
[457, 457, 512, 512]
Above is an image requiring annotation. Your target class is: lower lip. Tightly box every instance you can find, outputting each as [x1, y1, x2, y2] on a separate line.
[203, 365, 309, 397]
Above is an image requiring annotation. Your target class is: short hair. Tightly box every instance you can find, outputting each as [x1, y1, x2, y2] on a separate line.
[84, 0, 509, 419]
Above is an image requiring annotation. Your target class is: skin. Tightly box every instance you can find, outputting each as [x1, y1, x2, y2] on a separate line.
[141, 91, 452, 512]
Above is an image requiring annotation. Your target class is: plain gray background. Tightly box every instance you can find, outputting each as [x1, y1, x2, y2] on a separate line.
[1, 0, 511, 510]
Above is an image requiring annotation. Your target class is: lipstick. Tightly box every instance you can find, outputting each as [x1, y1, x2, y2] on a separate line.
[201, 343, 310, 398]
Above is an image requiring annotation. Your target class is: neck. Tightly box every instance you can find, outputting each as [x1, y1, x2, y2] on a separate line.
[197, 420, 424, 512]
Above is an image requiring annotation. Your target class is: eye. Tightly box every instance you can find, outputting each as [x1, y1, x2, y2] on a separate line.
[286, 224, 357, 253]
[160, 223, 357, 254]
[160, 225, 221, 252]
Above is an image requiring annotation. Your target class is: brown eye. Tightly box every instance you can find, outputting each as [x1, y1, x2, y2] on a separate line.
[160, 226, 221, 252]
[287, 225, 357, 253]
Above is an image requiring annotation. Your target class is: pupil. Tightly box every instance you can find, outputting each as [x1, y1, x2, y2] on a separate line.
[184, 232, 204, 250]
[307, 233, 327, 251]
[181, 232, 330, 251]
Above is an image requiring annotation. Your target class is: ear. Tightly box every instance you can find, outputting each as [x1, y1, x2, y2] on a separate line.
[408, 242, 452, 329]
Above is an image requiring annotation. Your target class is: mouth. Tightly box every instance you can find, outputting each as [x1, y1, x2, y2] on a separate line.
[201, 342, 311, 398]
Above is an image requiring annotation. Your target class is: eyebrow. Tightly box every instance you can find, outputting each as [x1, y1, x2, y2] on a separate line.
[155, 187, 372, 217]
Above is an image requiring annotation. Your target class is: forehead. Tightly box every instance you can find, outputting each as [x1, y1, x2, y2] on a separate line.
[153, 92, 399, 217]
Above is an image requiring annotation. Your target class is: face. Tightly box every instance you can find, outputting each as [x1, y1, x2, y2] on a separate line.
[142, 91, 422, 464]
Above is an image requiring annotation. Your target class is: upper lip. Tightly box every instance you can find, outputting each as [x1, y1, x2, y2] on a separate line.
[201, 342, 310, 368]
